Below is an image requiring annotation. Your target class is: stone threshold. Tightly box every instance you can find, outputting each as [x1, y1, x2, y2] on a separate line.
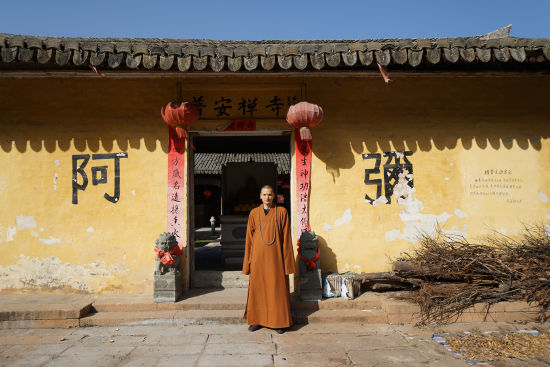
[0, 288, 541, 329]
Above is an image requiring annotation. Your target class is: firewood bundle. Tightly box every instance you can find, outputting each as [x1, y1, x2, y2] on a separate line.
[362, 224, 550, 324]
[394, 224, 550, 324]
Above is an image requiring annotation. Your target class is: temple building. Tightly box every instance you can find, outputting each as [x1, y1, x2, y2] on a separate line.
[1, 27, 549, 294]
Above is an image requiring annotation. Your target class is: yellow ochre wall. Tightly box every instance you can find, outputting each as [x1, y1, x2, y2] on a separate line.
[0, 74, 549, 293]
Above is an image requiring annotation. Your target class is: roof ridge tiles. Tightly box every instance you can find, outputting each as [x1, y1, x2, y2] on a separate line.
[1, 33, 548, 72]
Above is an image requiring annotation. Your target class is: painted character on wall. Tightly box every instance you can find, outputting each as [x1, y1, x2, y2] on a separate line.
[363, 151, 413, 205]
[72, 152, 128, 204]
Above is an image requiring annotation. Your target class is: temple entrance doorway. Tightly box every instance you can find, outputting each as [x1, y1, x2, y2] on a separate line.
[189, 132, 291, 287]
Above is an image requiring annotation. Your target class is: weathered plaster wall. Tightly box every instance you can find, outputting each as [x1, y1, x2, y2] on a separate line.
[305, 75, 550, 274]
[0, 78, 170, 293]
[0, 74, 549, 293]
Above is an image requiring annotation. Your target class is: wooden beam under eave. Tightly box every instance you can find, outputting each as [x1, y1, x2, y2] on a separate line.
[1, 70, 550, 79]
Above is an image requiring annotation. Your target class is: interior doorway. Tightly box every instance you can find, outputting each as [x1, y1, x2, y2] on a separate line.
[190, 133, 291, 274]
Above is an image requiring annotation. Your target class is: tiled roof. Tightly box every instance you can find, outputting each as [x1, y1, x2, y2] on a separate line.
[194, 153, 290, 175]
[1, 27, 549, 73]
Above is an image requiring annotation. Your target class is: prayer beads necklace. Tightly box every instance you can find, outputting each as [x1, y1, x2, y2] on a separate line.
[258, 205, 277, 246]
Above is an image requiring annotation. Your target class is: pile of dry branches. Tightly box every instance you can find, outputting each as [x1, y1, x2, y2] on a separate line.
[392, 224, 550, 324]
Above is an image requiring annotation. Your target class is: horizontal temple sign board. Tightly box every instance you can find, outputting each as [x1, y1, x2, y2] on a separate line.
[177, 85, 303, 120]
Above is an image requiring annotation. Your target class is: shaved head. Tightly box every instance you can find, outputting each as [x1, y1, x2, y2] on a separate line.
[260, 185, 274, 193]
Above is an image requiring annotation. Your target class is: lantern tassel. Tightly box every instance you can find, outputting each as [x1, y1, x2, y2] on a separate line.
[299, 126, 312, 141]
[377, 62, 391, 83]
[175, 126, 196, 150]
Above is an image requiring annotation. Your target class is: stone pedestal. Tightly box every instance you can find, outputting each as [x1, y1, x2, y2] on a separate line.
[298, 231, 322, 302]
[154, 273, 182, 303]
[299, 268, 322, 301]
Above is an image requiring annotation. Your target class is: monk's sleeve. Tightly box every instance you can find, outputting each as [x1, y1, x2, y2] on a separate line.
[242, 210, 255, 275]
[282, 210, 296, 275]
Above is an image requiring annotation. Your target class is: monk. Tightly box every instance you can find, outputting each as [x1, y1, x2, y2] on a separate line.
[242, 185, 295, 334]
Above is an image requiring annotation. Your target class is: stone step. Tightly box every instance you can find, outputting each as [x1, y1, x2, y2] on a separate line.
[78, 308, 392, 327]
[91, 288, 383, 313]
[92, 289, 247, 312]
[191, 270, 248, 288]
[0, 295, 94, 321]
[80, 309, 245, 327]
[294, 309, 390, 324]
[1, 289, 540, 329]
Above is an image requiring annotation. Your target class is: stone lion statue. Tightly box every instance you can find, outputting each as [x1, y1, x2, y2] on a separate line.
[298, 231, 320, 272]
[154, 232, 181, 275]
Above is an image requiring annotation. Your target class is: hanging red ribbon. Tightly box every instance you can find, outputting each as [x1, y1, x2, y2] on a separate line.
[295, 129, 312, 239]
[377, 62, 391, 83]
[154, 245, 183, 265]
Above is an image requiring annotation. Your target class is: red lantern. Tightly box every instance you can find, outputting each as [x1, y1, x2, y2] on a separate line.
[286, 102, 323, 141]
[160, 102, 199, 141]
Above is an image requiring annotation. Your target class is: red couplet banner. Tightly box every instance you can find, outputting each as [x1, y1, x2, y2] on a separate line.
[295, 129, 312, 239]
[167, 128, 186, 248]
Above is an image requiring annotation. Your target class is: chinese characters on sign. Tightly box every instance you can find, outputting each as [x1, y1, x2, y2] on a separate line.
[72, 152, 128, 204]
[190, 95, 298, 118]
[295, 131, 311, 238]
[167, 128, 186, 244]
[363, 151, 414, 205]
[469, 169, 523, 204]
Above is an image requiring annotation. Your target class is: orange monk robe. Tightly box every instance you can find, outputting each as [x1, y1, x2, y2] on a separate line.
[242, 205, 296, 328]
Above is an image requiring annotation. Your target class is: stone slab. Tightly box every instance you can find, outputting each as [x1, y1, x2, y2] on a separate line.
[274, 352, 350, 367]
[129, 344, 204, 356]
[207, 333, 272, 344]
[92, 288, 247, 312]
[0, 318, 80, 329]
[192, 270, 249, 288]
[44, 346, 136, 367]
[0, 294, 94, 321]
[119, 355, 199, 367]
[203, 342, 275, 355]
[2, 322, 549, 367]
[79, 311, 176, 327]
[294, 309, 389, 324]
[197, 354, 273, 367]
[172, 309, 246, 324]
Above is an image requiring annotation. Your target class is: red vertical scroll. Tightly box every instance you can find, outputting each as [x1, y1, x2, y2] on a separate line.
[295, 129, 312, 239]
[167, 128, 186, 248]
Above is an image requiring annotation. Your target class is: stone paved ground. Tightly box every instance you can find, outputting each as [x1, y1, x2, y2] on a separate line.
[0, 322, 548, 367]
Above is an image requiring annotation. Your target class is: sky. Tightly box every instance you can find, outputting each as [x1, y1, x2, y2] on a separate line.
[1, 0, 549, 40]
